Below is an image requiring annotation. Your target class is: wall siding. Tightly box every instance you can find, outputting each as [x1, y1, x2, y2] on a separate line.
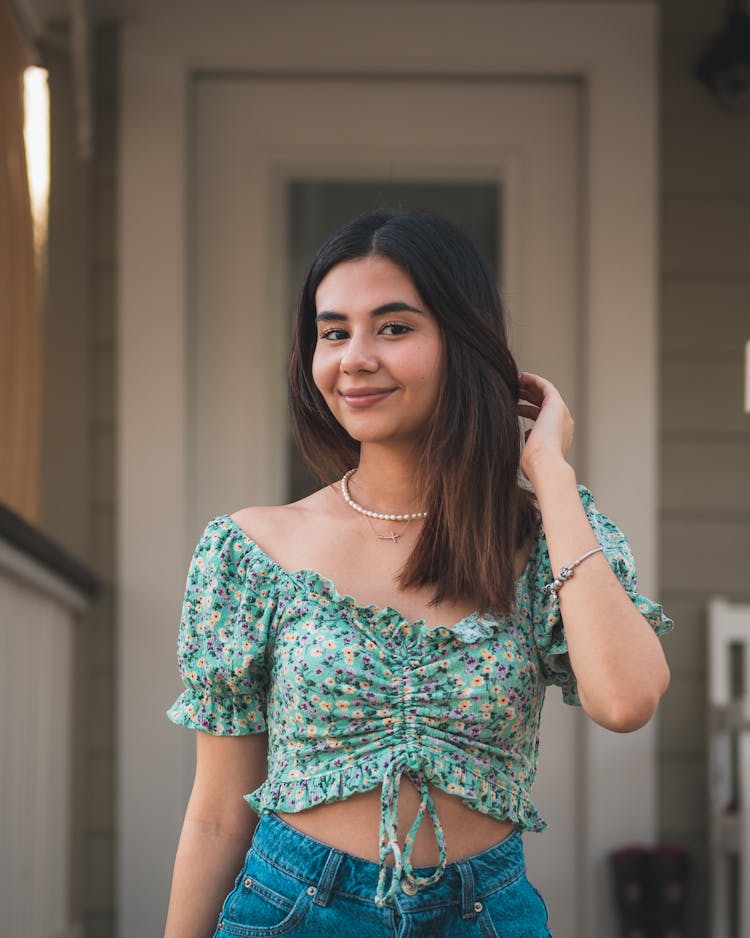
[657, 1, 750, 935]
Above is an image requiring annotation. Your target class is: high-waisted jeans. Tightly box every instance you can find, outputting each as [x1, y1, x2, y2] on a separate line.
[213, 812, 553, 937]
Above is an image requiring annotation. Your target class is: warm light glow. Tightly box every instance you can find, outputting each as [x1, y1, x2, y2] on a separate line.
[23, 67, 50, 261]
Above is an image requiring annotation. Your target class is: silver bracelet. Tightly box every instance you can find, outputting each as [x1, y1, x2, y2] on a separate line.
[543, 546, 604, 599]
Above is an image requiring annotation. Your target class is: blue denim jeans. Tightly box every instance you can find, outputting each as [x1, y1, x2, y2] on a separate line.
[213, 812, 553, 937]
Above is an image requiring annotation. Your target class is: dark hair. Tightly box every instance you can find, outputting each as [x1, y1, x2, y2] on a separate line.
[289, 209, 538, 614]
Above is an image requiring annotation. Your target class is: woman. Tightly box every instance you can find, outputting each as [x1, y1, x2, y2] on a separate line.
[164, 210, 673, 938]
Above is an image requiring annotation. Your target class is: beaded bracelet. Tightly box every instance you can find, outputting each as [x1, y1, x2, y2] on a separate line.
[543, 546, 604, 599]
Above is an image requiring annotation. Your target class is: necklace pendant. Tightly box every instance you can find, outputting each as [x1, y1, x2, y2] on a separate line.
[378, 531, 401, 543]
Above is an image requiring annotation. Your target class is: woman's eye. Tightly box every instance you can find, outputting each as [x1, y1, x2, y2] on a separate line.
[380, 322, 412, 336]
[319, 328, 348, 341]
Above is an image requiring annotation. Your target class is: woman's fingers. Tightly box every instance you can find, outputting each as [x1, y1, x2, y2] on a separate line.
[518, 369, 575, 466]
[518, 371, 555, 406]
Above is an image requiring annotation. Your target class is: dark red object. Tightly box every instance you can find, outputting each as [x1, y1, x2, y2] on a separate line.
[610, 845, 691, 938]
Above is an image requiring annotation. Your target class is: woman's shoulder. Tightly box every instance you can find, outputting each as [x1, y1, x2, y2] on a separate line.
[227, 485, 337, 560]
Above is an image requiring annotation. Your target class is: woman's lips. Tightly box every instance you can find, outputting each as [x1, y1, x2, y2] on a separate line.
[340, 388, 396, 407]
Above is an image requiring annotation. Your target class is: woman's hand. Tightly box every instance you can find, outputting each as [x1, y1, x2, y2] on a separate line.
[518, 371, 574, 483]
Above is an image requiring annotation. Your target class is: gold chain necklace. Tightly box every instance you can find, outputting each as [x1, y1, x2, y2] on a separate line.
[363, 514, 413, 543]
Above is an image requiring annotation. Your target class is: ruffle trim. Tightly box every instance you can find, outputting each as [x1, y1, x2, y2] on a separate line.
[215, 513, 535, 644]
[166, 687, 267, 735]
[244, 759, 547, 834]
[632, 593, 674, 638]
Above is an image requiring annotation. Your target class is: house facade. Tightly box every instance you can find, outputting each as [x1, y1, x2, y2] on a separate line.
[5, 1, 749, 936]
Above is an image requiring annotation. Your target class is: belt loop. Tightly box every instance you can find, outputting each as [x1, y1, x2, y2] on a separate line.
[313, 847, 344, 907]
[456, 860, 476, 919]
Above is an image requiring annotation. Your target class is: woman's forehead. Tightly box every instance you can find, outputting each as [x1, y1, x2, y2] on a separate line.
[315, 256, 420, 308]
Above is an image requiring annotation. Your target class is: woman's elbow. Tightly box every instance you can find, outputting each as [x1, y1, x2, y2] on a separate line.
[602, 698, 659, 733]
[583, 663, 671, 734]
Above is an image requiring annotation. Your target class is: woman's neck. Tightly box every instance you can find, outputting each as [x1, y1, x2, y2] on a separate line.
[347, 445, 425, 516]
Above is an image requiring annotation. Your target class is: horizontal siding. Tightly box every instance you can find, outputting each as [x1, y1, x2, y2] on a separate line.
[662, 197, 750, 277]
[663, 120, 750, 196]
[656, 598, 707, 677]
[658, 675, 707, 756]
[661, 442, 750, 514]
[661, 280, 750, 353]
[661, 520, 750, 596]
[661, 358, 747, 436]
[657, 2, 750, 937]
[659, 756, 709, 834]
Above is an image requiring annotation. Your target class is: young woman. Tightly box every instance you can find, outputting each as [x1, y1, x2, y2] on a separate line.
[164, 210, 673, 938]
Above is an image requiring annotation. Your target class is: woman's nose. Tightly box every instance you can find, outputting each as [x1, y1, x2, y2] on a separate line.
[340, 334, 377, 373]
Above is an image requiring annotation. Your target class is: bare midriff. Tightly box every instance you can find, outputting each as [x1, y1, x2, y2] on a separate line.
[275, 776, 516, 868]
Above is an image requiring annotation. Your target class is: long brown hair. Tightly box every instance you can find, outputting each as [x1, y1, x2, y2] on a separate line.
[288, 210, 538, 615]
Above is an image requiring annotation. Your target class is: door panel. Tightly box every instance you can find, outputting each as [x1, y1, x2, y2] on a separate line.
[192, 76, 581, 936]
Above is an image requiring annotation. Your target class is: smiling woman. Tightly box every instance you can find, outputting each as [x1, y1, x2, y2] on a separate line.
[311, 256, 444, 451]
[289, 211, 536, 614]
[164, 210, 674, 938]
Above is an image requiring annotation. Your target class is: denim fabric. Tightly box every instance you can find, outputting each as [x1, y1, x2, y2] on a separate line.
[213, 812, 553, 938]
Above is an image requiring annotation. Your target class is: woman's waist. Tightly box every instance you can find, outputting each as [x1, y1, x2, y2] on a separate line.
[274, 779, 517, 867]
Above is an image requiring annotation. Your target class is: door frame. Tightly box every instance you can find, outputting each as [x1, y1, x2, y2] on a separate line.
[118, 4, 660, 936]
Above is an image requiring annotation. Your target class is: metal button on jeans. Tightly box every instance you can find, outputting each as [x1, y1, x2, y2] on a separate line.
[401, 878, 419, 895]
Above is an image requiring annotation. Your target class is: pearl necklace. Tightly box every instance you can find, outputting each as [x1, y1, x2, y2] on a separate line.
[340, 468, 428, 521]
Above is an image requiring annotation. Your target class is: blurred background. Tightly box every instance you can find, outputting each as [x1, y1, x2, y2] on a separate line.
[2, 1, 749, 937]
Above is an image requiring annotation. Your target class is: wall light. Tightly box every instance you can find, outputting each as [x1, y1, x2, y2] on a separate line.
[22, 65, 50, 267]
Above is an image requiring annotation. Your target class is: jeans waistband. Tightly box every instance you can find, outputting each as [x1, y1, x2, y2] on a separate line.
[249, 812, 526, 913]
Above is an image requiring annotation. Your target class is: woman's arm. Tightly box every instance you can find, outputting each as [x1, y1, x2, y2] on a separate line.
[164, 732, 269, 938]
[519, 372, 670, 732]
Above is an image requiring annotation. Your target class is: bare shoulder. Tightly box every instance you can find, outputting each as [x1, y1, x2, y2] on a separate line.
[228, 486, 338, 554]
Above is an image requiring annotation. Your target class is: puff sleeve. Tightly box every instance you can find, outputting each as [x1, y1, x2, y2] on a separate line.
[166, 517, 270, 734]
[532, 485, 674, 706]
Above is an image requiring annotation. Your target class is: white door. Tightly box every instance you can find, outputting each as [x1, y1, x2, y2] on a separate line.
[190, 75, 583, 936]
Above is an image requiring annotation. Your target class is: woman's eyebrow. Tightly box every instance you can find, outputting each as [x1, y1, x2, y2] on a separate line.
[315, 301, 426, 322]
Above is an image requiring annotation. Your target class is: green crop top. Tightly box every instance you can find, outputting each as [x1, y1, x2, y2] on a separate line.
[167, 485, 673, 905]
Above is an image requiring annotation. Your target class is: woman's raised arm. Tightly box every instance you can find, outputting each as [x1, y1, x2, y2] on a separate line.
[519, 371, 671, 732]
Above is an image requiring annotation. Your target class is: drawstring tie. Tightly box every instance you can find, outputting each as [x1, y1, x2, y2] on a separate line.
[374, 750, 448, 906]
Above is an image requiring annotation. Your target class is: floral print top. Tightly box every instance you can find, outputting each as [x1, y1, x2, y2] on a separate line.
[167, 485, 673, 906]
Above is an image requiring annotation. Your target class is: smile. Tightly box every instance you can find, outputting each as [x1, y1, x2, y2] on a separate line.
[339, 388, 396, 408]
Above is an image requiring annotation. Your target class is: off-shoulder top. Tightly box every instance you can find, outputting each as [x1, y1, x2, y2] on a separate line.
[167, 485, 673, 905]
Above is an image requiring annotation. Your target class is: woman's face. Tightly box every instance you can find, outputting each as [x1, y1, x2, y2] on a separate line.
[311, 255, 443, 448]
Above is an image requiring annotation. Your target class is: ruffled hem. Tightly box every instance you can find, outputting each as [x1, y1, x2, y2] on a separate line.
[167, 688, 267, 735]
[244, 759, 546, 833]
[632, 593, 674, 638]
